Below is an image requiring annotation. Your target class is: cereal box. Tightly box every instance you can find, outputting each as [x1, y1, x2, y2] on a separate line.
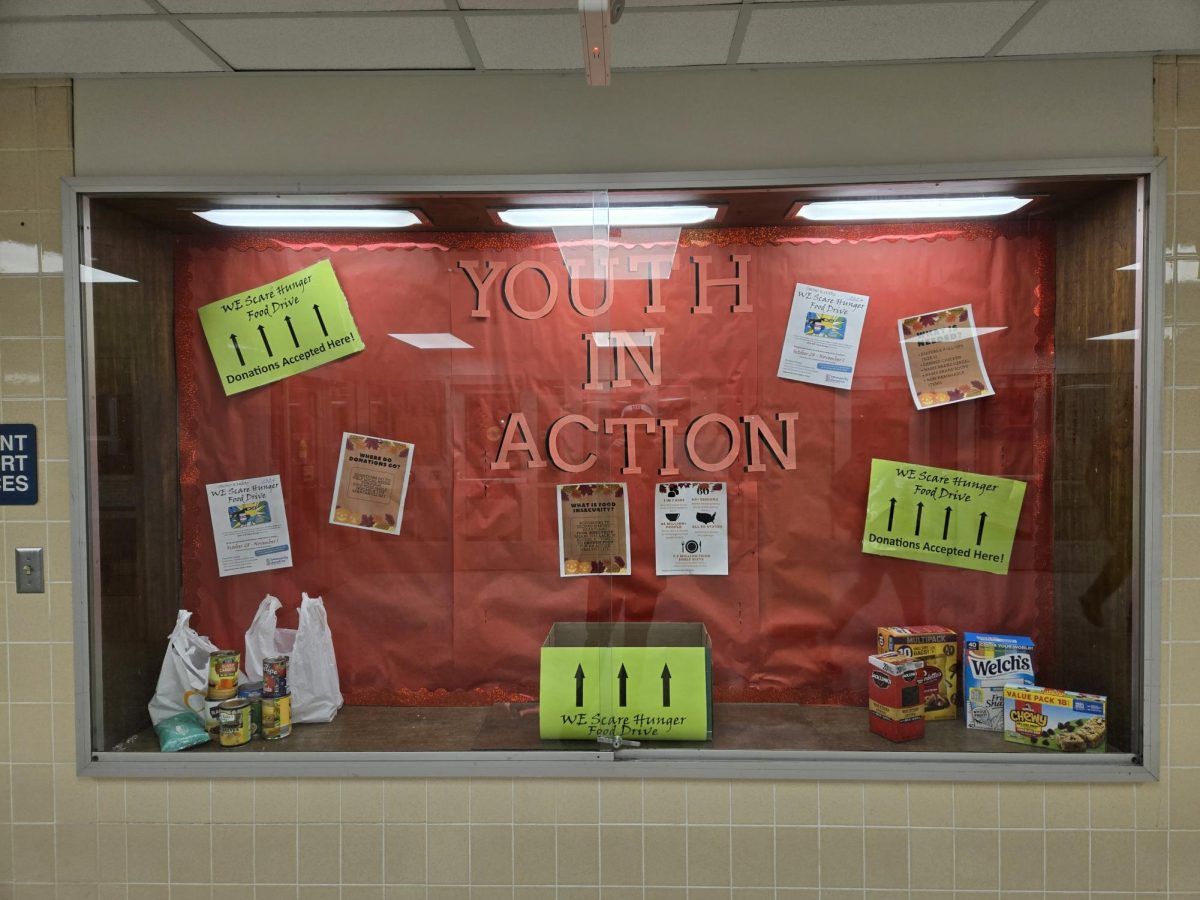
[868, 652, 925, 743]
[1003, 685, 1107, 752]
[877, 626, 958, 720]
[963, 632, 1035, 731]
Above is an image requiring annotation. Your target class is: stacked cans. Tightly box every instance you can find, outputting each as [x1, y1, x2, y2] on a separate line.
[261, 656, 292, 740]
[209, 651, 252, 748]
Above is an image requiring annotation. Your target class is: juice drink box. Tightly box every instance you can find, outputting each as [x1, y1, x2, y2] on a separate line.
[876, 626, 958, 720]
[1003, 685, 1107, 752]
[868, 651, 926, 743]
[963, 632, 1035, 731]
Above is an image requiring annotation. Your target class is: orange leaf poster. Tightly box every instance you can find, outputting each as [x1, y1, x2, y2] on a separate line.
[329, 432, 414, 535]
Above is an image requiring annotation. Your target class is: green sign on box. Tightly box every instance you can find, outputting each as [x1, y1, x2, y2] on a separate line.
[540, 622, 712, 742]
[862, 458, 1027, 575]
[197, 259, 365, 395]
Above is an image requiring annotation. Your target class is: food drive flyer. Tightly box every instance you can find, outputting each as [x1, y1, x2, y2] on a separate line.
[557, 483, 630, 576]
[862, 459, 1027, 575]
[655, 482, 728, 576]
[205, 474, 294, 577]
[898, 304, 995, 409]
[197, 259, 365, 396]
[776, 282, 870, 389]
[329, 432, 414, 535]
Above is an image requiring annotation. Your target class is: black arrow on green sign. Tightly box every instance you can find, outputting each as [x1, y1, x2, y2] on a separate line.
[314, 304, 328, 337]
[230, 334, 245, 366]
[574, 664, 585, 707]
[617, 664, 628, 707]
[661, 664, 672, 707]
[977, 511, 988, 546]
[942, 506, 952, 540]
[285, 315, 300, 348]
[914, 502, 924, 536]
[257, 324, 273, 358]
[887, 498, 896, 532]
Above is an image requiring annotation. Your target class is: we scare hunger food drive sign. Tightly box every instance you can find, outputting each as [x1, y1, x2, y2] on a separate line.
[862, 459, 1027, 575]
[197, 260, 364, 395]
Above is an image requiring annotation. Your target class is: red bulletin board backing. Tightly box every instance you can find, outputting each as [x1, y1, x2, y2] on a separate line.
[175, 222, 1056, 707]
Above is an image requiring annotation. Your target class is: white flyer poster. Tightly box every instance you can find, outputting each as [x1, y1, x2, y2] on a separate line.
[205, 474, 294, 577]
[776, 282, 870, 390]
[655, 481, 728, 576]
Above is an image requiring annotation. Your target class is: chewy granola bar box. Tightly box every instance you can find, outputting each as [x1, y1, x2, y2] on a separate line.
[876, 626, 958, 720]
[1003, 685, 1107, 752]
[963, 631, 1035, 731]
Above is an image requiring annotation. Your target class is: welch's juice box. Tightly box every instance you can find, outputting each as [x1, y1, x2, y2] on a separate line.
[963, 632, 1034, 731]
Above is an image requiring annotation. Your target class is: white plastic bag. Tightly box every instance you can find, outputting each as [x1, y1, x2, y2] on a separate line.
[148, 610, 220, 726]
[244, 592, 343, 723]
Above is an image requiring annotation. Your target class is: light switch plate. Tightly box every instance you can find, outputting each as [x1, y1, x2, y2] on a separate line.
[15, 548, 44, 594]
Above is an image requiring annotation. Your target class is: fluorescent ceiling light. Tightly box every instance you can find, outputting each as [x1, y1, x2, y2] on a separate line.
[388, 333, 473, 350]
[195, 208, 422, 228]
[81, 264, 136, 283]
[796, 197, 1032, 221]
[592, 330, 655, 348]
[900, 326, 1007, 343]
[498, 205, 718, 228]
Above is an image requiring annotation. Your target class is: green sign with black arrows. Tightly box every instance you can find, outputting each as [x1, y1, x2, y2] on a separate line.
[197, 259, 364, 395]
[862, 458, 1027, 575]
[539, 623, 711, 741]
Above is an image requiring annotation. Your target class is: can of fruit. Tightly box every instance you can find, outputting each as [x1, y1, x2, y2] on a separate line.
[237, 682, 263, 736]
[262, 656, 289, 698]
[217, 699, 252, 747]
[261, 693, 292, 741]
[207, 650, 240, 700]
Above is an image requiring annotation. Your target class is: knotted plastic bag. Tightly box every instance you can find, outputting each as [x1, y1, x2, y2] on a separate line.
[244, 592, 343, 723]
[148, 610, 220, 725]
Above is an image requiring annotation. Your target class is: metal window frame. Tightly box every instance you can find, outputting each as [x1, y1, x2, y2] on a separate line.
[64, 159, 1166, 781]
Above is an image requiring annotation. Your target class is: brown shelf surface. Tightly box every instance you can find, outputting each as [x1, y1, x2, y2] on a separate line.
[113, 703, 1122, 755]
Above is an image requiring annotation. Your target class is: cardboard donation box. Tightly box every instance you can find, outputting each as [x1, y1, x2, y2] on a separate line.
[539, 622, 712, 741]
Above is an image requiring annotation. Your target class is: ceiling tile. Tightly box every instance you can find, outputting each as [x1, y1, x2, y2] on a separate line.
[614, 9, 738, 68]
[466, 12, 579, 69]
[161, 0, 444, 11]
[0, 20, 221, 73]
[184, 15, 472, 69]
[0, 0, 153, 15]
[739, 1, 1030, 64]
[1000, 0, 1200, 55]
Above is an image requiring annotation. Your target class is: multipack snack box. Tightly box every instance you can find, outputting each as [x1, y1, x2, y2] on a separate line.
[876, 626, 958, 720]
[1003, 685, 1107, 752]
[868, 651, 925, 743]
[963, 632, 1035, 731]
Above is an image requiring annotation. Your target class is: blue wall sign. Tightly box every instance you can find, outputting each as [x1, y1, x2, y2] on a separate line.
[0, 425, 37, 505]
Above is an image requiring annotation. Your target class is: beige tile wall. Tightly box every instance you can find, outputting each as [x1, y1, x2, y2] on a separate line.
[0, 63, 1197, 896]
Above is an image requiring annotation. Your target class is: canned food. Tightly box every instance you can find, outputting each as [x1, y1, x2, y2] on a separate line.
[204, 697, 228, 733]
[217, 699, 252, 747]
[238, 682, 263, 736]
[261, 692, 292, 741]
[262, 656, 289, 698]
[207, 650, 240, 700]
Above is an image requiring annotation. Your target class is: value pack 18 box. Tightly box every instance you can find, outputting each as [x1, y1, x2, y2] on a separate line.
[1003, 685, 1107, 752]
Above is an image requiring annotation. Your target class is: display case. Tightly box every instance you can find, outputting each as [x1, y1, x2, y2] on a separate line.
[64, 162, 1163, 779]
